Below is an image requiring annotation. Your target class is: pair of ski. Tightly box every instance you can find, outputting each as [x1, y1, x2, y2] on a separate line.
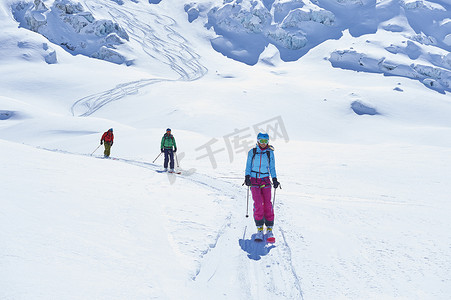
[99, 156, 118, 160]
[255, 234, 275, 243]
[156, 169, 181, 174]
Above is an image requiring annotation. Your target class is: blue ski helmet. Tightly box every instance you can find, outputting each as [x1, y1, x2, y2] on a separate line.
[109, 128, 113, 132]
[257, 132, 269, 140]
[166, 128, 171, 132]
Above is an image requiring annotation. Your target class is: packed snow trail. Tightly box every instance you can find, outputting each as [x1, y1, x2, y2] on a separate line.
[124, 157, 304, 299]
[71, 0, 207, 117]
[190, 210, 304, 299]
[109, 158, 305, 299]
[40, 147, 304, 299]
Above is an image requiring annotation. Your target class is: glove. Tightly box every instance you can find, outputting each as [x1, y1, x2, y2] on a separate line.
[110, 142, 113, 146]
[161, 148, 164, 153]
[174, 147, 177, 152]
[273, 178, 280, 189]
[100, 141, 103, 145]
[244, 175, 251, 186]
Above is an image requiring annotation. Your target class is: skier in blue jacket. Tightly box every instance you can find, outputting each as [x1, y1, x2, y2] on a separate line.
[244, 132, 280, 242]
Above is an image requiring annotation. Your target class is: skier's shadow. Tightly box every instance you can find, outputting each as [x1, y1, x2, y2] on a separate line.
[239, 233, 276, 261]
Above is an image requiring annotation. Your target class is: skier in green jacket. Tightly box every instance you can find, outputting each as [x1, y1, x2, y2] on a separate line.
[160, 128, 177, 172]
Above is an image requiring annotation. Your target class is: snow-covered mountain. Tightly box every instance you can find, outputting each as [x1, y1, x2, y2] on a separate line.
[1, 0, 450, 299]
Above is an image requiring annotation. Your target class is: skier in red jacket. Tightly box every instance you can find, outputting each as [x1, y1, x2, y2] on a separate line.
[100, 128, 114, 158]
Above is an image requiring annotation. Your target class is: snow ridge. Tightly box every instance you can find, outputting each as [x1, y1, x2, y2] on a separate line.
[330, 49, 451, 93]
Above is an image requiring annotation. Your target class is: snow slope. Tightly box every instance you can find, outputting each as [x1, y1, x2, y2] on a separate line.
[1, 0, 451, 299]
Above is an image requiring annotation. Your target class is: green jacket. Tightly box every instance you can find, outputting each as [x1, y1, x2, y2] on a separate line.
[161, 134, 176, 150]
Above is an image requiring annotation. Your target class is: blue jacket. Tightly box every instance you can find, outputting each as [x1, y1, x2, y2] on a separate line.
[245, 145, 277, 179]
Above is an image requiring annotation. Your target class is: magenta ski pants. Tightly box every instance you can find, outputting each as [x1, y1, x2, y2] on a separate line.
[250, 177, 274, 226]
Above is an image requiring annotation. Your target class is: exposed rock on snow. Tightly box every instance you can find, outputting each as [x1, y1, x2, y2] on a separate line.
[208, 1, 272, 34]
[11, 38, 59, 64]
[187, 6, 200, 22]
[351, 101, 380, 115]
[12, 0, 131, 65]
[184, 2, 213, 23]
[336, 0, 363, 4]
[400, 0, 446, 11]
[91, 46, 128, 65]
[266, 28, 307, 50]
[280, 8, 335, 28]
[269, 7, 335, 50]
[273, 0, 305, 23]
[0, 110, 16, 120]
[43, 43, 58, 64]
[408, 32, 437, 46]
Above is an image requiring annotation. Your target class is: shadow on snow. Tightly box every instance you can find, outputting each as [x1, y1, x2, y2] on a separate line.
[239, 234, 275, 261]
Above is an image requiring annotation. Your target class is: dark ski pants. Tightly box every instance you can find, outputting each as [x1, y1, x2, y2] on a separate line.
[164, 149, 174, 169]
[104, 142, 112, 157]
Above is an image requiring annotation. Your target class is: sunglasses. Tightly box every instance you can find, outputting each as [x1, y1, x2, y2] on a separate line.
[258, 139, 268, 144]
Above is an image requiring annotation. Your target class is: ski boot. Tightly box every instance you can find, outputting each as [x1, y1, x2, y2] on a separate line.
[266, 226, 275, 243]
[255, 226, 264, 241]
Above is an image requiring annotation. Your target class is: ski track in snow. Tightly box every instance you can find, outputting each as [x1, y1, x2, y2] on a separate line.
[71, 1, 207, 117]
[39, 146, 304, 299]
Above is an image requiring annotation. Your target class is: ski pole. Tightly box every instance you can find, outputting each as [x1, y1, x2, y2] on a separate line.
[152, 152, 162, 163]
[175, 152, 180, 168]
[91, 144, 101, 156]
[272, 184, 281, 207]
[246, 186, 250, 218]
[273, 187, 276, 207]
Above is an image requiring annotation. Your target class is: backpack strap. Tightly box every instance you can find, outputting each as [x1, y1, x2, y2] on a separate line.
[162, 134, 174, 148]
[104, 131, 113, 141]
[251, 146, 273, 168]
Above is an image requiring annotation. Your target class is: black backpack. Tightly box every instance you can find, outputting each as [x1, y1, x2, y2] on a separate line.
[251, 145, 274, 165]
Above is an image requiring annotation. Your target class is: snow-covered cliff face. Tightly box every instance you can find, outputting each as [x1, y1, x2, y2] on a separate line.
[5, 0, 450, 92]
[199, 0, 450, 65]
[196, 0, 339, 64]
[12, 0, 132, 65]
[183, 0, 450, 92]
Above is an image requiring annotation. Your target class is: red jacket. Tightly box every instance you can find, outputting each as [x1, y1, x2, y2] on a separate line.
[101, 130, 114, 143]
